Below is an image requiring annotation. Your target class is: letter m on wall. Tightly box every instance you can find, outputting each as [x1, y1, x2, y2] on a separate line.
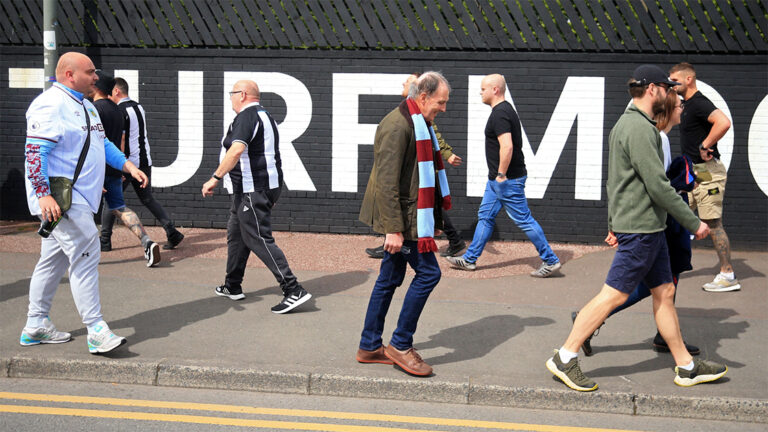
[467, 76, 604, 200]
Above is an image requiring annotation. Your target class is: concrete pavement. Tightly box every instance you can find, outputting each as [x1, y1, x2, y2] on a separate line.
[1, 226, 766, 422]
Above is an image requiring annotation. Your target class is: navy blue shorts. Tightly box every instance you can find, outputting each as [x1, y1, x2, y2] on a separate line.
[605, 232, 673, 294]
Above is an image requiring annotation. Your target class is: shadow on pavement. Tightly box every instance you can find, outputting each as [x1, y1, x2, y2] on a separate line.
[681, 258, 765, 281]
[578, 307, 747, 378]
[67, 270, 369, 354]
[419, 314, 555, 366]
[0, 278, 31, 302]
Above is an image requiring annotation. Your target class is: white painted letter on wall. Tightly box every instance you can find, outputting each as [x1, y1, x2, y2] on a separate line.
[153, 71, 204, 187]
[332, 73, 412, 192]
[749, 95, 768, 197]
[223, 72, 315, 191]
[467, 76, 604, 200]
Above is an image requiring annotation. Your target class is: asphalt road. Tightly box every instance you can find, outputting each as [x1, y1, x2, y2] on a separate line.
[1, 378, 764, 432]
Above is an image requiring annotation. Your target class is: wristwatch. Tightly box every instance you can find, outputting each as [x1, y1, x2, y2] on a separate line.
[496, 172, 506, 179]
[212, 173, 223, 181]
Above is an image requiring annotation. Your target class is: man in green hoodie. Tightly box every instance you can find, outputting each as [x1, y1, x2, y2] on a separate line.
[545, 65, 727, 392]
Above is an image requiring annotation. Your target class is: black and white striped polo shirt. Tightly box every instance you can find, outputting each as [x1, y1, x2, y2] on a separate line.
[221, 102, 282, 194]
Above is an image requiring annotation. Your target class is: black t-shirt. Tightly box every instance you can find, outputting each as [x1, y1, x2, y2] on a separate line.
[222, 104, 282, 193]
[93, 98, 124, 177]
[680, 91, 720, 163]
[485, 100, 526, 180]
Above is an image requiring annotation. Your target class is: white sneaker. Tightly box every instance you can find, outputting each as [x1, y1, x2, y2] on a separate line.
[87, 323, 126, 354]
[702, 274, 741, 292]
[20, 317, 71, 346]
[531, 261, 562, 278]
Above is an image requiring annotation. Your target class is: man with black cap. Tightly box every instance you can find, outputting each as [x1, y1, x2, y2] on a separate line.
[545, 64, 727, 392]
[92, 70, 160, 267]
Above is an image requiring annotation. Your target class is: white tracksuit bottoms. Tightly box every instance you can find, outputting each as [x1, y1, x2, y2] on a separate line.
[27, 203, 103, 326]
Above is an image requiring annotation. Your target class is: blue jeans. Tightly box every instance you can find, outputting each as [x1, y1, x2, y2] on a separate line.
[359, 240, 441, 351]
[464, 177, 559, 265]
[102, 175, 126, 211]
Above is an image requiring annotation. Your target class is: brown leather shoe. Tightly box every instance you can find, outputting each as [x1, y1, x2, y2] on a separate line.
[356, 346, 394, 364]
[384, 345, 432, 376]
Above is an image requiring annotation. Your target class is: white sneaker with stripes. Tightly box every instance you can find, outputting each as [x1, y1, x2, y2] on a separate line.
[530, 261, 562, 278]
[271, 287, 312, 314]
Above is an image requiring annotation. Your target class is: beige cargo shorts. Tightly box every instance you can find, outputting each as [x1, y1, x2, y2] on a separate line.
[689, 158, 727, 220]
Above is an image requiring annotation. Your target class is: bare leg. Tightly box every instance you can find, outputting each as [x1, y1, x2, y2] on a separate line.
[705, 218, 732, 274]
[112, 207, 150, 246]
[563, 284, 629, 353]
[651, 282, 693, 367]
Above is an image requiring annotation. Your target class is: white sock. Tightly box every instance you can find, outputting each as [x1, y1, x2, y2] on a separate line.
[25, 316, 46, 328]
[679, 360, 695, 371]
[87, 320, 109, 335]
[720, 272, 735, 280]
[558, 347, 578, 363]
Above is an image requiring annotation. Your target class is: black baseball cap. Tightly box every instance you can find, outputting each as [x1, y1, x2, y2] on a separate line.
[629, 64, 680, 88]
[94, 70, 115, 95]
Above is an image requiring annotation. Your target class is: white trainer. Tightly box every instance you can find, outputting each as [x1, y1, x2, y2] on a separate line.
[87, 323, 126, 354]
[702, 274, 741, 292]
[20, 317, 71, 346]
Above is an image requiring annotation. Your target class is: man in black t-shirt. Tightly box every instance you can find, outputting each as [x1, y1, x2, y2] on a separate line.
[202, 79, 311, 314]
[670, 62, 738, 293]
[445, 74, 560, 277]
[92, 71, 160, 267]
[109, 78, 184, 251]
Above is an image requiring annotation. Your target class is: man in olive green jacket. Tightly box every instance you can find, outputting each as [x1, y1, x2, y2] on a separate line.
[356, 72, 450, 377]
[546, 65, 727, 392]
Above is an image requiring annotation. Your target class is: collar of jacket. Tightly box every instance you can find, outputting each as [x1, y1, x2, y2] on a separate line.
[398, 99, 414, 128]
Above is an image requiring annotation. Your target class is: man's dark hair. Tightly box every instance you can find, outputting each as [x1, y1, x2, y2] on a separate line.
[627, 79, 647, 98]
[669, 62, 696, 77]
[113, 77, 129, 95]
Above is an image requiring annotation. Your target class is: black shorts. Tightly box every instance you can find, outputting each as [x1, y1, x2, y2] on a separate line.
[605, 232, 673, 294]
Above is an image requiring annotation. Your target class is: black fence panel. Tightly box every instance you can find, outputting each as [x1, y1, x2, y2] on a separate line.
[1, 1, 765, 53]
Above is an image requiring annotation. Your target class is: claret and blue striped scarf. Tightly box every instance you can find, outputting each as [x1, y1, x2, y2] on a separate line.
[406, 98, 452, 253]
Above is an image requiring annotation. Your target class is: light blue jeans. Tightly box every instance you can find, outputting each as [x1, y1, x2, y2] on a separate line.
[463, 176, 559, 265]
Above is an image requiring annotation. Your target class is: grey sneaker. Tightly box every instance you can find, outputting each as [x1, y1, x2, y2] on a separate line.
[445, 255, 476, 271]
[546, 349, 598, 391]
[702, 274, 741, 292]
[531, 261, 562, 278]
[19, 317, 71, 346]
[674, 359, 727, 387]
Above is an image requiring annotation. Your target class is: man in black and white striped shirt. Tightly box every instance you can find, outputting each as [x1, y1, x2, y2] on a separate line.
[105, 78, 184, 250]
[202, 79, 311, 314]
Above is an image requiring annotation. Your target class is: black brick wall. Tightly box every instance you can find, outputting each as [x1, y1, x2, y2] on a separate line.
[2, 47, 766, 249]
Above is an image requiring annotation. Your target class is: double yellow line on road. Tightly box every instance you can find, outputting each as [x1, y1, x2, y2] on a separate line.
[0, 392, 644, 432]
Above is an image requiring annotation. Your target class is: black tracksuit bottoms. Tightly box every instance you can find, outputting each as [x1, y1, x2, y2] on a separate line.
[224, 188, 300, 295]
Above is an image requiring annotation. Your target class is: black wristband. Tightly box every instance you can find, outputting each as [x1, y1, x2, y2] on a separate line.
[212, 173, 222, 181]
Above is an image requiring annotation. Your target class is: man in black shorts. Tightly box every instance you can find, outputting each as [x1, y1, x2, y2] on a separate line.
[546, 65, 727, 391]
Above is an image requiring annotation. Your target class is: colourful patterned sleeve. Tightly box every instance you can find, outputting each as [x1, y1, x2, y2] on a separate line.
[25, 96, 60, 198]
[25, 137, 56, 198]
